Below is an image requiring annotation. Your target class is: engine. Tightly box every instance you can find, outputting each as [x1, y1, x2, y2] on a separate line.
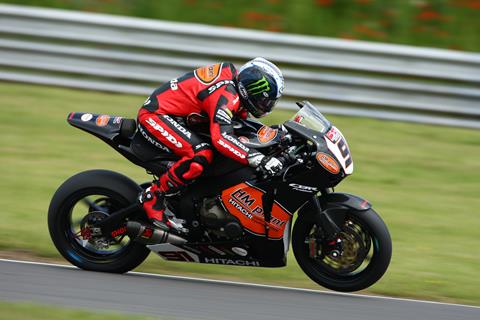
[199, 197, 243, 239]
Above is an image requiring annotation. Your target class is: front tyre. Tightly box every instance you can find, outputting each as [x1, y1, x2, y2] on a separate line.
[48, 170, 150, 273]
[292, 208, 391, 292]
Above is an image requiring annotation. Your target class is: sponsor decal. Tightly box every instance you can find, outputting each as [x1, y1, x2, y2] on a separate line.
[246, 76, 270, 95]
[194, 142, 210, 150]
[163, 115, 192, 139]
[148, 243, 200, 262]
[110, 226, 127, 238]
[326, 127, 341, 143]
[81, 113, 93, 122]
[217, 139, 245, 159]
[221, 183, 291, 239]
[203, 257, 260, 266]
[158, 251, 196, 262]
[238, 82, 248, 99]
[231, 188, 264, 217]
[221, 132, 249, 152]
[324, 126, 353, 174]
[228, 198, 253, 219]
[194, 63, 222, 84]
[96, 115, 110, 127]
[270, 217, 287, 228]
[113, 116, 123, 124]
[257, 126, 277, 144]
[146, 117, 183, 148]
[141, 227, 154, 239]
[207, 80, 235, 95]
[316, 152, 340, 174]
[138, 125, 171, 152]
[232, 96, 240, 105]
[238, 136, 249, 143]
[294, 115, 304, 123]
[232, 247, 248, 257]
[289, 183, 318, 193]
[170, 78, 178, 90]
[216, 108, 232, 124]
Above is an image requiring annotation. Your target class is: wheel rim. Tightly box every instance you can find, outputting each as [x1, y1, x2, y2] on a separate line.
[304, 215, 376, 278]
[62, 189, 133, 262]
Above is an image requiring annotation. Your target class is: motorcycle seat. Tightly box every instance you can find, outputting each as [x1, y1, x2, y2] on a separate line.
[130, 129, 179, 162]
[120, 118, 137, 138]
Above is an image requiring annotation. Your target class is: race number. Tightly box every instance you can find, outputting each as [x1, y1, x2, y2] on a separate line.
[324, 126, 353, 174]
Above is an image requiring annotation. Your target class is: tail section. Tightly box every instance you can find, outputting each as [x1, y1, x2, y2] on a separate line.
[67, 112, 134, 140]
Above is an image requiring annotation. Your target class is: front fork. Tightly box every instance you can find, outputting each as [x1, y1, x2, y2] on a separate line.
[311, 194, 341, 238]
[309, 192, 344, 258]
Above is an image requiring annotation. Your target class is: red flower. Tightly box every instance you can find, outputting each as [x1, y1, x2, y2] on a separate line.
[354, 24, 387, 39]
[466, 0, 480, 9]
[451, 0, 480, 10]
[243, 11, 281, 22]
[315, 0, 334, 6]
[416, 10, 444, 21]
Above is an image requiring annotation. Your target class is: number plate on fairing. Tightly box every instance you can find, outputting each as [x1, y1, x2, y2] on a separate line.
[324, 126, 353, 175]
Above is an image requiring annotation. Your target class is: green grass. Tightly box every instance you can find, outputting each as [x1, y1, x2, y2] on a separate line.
[2, 0, 480, 52]
[0, 301, 158, 320]
[0, 82, 480, 305]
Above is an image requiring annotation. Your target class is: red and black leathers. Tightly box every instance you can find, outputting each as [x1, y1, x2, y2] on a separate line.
[137, 62, 262, 194]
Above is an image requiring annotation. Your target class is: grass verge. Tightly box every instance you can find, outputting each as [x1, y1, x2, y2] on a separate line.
[0, 82, 479, 305]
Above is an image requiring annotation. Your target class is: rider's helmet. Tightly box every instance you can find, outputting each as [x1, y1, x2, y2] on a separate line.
[236, 57, 285, 118]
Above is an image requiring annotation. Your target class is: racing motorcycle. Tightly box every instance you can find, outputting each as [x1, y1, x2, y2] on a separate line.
[48, 101, 392, 292]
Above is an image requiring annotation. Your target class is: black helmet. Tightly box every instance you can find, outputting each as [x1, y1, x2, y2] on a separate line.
[237, 58, 285, 118]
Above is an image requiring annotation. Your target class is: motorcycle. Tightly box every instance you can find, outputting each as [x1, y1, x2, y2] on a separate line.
[48, 101, 392, 292]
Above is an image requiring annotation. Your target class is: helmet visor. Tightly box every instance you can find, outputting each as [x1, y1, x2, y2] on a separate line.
[250, 95, 278, 117]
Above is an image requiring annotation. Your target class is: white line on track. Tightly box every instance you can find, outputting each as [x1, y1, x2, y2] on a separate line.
[1, 258, 479, 310]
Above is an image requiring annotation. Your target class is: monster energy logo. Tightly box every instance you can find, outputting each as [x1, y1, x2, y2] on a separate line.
[246, 76, 270, 95]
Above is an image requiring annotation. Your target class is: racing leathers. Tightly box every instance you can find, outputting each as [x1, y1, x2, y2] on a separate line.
[137, 62, 265, 228]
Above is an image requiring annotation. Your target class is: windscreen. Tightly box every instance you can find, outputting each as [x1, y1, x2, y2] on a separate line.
[290, 102, 331, 134]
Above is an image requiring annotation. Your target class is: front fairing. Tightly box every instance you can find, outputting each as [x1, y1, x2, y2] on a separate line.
[284, 102, 354, 186]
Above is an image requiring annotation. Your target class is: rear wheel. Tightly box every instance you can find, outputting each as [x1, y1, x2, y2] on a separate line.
[48, 170, 150, 273]
[292, 208, 391, 292]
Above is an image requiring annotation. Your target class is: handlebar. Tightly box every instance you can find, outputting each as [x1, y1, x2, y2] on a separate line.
[255, 146, 305, 180]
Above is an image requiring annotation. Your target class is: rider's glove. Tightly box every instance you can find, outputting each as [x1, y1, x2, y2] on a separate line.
[258, 156, 283, 177]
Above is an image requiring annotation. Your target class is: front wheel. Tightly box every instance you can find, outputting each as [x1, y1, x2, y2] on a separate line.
[292, 208, 392, 292]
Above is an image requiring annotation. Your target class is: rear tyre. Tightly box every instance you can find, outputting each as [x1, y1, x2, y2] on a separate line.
[292, 208, 391, 292]
[48, 170, 150, 273]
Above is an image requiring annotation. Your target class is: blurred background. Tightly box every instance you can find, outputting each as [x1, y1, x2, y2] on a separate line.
[2, 0, 480, 51]
[0, 0, 479, 318]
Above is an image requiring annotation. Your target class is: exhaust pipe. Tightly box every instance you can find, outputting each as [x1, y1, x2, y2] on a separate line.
[126, 221, 187, 245]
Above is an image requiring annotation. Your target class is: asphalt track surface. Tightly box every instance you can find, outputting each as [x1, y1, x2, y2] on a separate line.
[1, 259, 479, 320]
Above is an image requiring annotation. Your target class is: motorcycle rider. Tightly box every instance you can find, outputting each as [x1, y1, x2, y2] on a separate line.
[137, 57, 285, 231]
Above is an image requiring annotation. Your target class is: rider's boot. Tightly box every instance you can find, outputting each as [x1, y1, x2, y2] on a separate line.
[139, 184, 170, 231]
